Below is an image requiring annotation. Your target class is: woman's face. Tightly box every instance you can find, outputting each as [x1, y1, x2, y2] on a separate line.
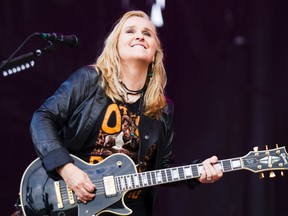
[117, 16, 157, 65]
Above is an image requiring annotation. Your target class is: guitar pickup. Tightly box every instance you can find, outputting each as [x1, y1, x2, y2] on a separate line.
[103, 176, 117, 197]
[54, 181, 64, 209]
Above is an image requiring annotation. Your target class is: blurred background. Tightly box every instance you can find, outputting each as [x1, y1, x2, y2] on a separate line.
[1, 0, 288, 215]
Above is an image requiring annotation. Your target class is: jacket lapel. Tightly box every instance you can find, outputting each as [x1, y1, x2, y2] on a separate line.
[138, 114, 160, 163]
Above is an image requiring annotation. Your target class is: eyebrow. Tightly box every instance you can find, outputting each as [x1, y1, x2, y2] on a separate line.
[124, 25, 154, 33]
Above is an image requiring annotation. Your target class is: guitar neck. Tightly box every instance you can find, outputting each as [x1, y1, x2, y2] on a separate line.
[114, 157, 243, 192]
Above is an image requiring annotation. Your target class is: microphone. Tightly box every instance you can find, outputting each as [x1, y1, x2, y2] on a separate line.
[36, 32, 80, 48]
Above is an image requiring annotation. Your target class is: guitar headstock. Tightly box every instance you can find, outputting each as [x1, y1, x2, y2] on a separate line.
[242, 145, 288, 178]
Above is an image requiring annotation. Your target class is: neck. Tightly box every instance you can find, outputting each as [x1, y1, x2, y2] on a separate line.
[120, 62, 148, 91]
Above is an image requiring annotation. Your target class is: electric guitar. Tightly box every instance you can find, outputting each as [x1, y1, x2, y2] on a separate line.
[19, 146, 288, 216]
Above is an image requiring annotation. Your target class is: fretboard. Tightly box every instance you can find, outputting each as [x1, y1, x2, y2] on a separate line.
[114, 157, 243, 192]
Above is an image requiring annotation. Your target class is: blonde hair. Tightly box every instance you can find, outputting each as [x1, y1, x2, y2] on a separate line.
[94, 10, 167, 119]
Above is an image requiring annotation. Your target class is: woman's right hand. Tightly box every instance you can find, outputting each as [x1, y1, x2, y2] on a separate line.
[56, 163, 96, 203]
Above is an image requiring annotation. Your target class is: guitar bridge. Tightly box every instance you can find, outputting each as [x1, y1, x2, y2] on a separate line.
[103, 176, 117, 197]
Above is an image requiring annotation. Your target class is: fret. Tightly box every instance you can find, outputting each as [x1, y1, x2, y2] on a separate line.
[147, 172, 152, 185]
[119, 177, 123, 190]
[171, 168, 179, 180]
[221, 158, 242, 172]
[178, 167, 185, 180]
[147, 172, 151, 185]
[218, 161, 224, 171]
[161, 170, 167, 183]
[231, 158, 241, 169]
[166, 169, 172, 182]
[151, 171, 156, 185]
[191, 165, 199, 177]
[156, 171, 162, 183]
[124, 176, 128, 189]
[141, 173, 148, 186]
[130, 174, 135, 188]
[184, 166, 192, 178]
[115, 177, 120, 191]
[115, 177, 120, 190]
[126, 175, 132, 189]
[222, 159, 232, 172]
[133, 174, 140, 188]
[138, 174, 143, 187]
[120, 176, 126, 190]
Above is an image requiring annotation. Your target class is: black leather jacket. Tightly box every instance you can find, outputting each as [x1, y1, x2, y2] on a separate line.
[30, 65, 200, 214]
[30, 65, 175, 173]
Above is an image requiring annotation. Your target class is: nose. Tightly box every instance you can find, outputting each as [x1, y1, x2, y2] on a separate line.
[135, 32, 144, 40]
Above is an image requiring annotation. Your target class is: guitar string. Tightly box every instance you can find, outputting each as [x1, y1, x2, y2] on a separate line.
[60, 160, 237, 196]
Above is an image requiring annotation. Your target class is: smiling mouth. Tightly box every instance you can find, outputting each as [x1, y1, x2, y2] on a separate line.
[132, 44, 146, 49]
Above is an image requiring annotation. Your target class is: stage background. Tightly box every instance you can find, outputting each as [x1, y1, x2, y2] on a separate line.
[1, 1, 287, 215]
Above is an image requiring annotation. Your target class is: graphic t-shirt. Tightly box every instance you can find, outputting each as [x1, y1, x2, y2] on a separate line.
[79, 98, 157, 215]
[81, 99, 142, 164]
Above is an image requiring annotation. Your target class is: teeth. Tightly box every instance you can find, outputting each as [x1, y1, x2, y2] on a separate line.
[133, 45, 145, 48]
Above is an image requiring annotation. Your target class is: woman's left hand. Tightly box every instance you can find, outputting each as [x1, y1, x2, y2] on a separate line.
[198, 156, 223, 183]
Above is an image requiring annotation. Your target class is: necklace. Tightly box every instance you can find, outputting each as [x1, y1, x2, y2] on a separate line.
[120, 81, 144, 95]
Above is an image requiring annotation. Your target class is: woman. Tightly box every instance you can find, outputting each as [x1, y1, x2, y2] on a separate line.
[30, 10, 223, 215]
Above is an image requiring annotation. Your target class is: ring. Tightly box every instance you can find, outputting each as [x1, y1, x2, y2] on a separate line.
[207, 177, 211, 181]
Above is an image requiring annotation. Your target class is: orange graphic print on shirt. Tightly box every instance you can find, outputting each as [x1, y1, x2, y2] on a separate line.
[89, 103, 140, 164]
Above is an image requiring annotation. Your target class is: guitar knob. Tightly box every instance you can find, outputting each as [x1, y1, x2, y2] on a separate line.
[259, 172, 265, 179]
[269, 171, 276, 178]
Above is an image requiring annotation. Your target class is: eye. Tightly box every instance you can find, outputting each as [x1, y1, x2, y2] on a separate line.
[143, 31, 151, 37]
[125, 29, 134, 34]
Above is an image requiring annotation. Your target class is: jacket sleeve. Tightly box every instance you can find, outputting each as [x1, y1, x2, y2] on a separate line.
[159, 96, 201, 189]
[30, 65, 97, 171]
[158, 97, 176, 169]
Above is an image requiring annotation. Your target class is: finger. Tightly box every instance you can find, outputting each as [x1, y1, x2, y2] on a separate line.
[216, 168, 223, 179]
[199, 166, 212, 183]
[83, 173, 96, 187]
[210, 157, 223, 179]
[210, 155, 218, 164]
[77, 189, 95, 203]
[203, 162, 216, 179]
[84, 181, 96, 192]
[81, 182, 96, 197]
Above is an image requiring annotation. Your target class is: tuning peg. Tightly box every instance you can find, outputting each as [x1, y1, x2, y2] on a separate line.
[276, 144, 281, 154]
[253, 146, 260, 156]
[269, 171, 276, 178]
[281, 171, 284, 177]
[265, 145, 270, 156]
[259, 172, 265, 179]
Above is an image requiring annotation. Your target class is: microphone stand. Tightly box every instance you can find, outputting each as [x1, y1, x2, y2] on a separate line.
[1, 43, 57, 77]
[0, 31, 60, 77]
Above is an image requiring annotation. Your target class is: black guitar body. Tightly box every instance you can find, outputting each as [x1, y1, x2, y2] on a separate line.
[20, 153, 137, 216]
